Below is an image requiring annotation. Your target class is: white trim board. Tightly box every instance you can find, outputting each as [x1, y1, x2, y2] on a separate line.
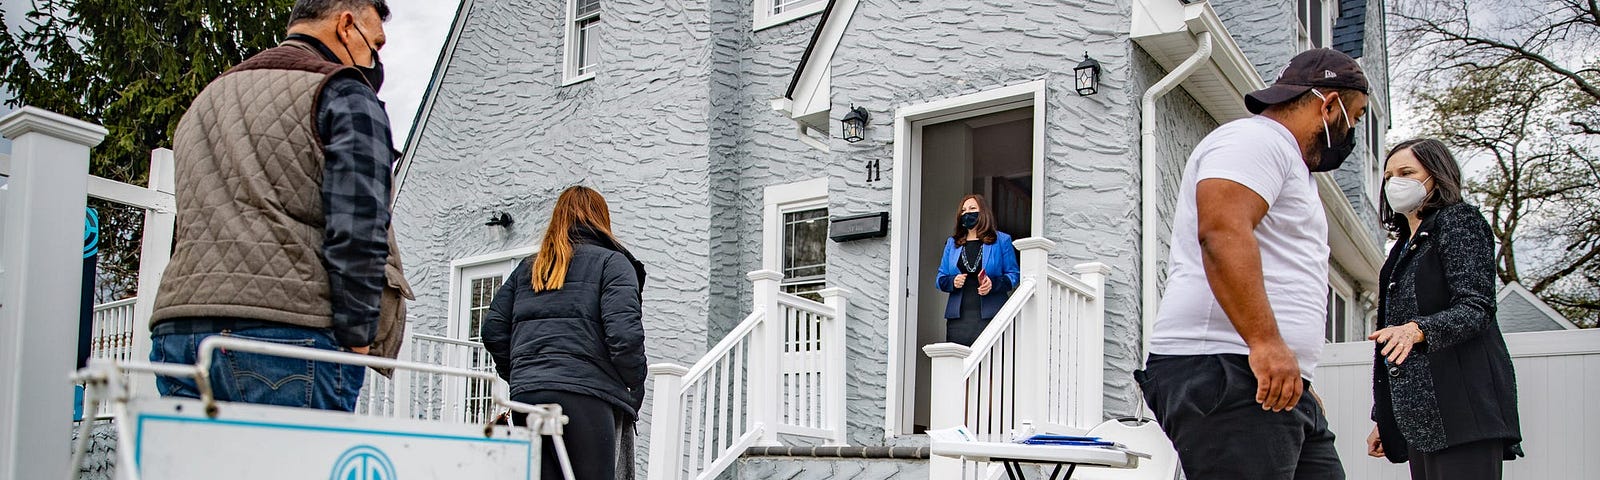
[884, 79, 1047, 439]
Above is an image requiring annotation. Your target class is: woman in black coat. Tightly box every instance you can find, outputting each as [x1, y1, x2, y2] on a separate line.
[482, 186, 648, 480]
[1365, 139, 1522, 480]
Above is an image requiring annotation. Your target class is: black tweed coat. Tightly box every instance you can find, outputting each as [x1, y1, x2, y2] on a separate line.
[1372, 202, 1522, 462]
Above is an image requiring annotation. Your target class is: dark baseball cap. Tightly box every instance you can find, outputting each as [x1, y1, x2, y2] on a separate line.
[1245, 48, 1369, 114]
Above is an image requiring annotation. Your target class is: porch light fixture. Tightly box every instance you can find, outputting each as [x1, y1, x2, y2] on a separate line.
[842, 106, 870, 143]
[1075, 53, 1102, 96]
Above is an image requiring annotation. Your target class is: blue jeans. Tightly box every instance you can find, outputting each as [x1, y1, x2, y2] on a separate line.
[150, 326, 365, 412]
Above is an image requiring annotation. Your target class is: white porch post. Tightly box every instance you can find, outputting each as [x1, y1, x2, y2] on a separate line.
[746, 270, 783, 446]
[0, 107, 107, 480]
[129, 148, 175, 394]
[394, 328, 415, 419]
[1012, 237, 1055, 427]
[816, 287, 851, 447]
[1072, 262, 1110, 427]
[645, 363, 689, 480]
[924, 343, 971, 480]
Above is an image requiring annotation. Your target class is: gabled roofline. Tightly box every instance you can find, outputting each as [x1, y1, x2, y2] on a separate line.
[784, 0, 839, 100]
[1498, 282, 1581, 330]
[393, 0, 473, 197]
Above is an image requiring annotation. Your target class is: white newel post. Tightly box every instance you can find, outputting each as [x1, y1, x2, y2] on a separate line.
[394, 328, 414, 419]
[747, 270, 783, 446]
[0, 107, 108, 480]
[1012, 237, 1055, 427]
[645, 363, 689, 480]
[816, 287, 851, 447]
[129, 148, 175, 395]
[924, 343, 972, 480]
[1072, 262, 1110, 427]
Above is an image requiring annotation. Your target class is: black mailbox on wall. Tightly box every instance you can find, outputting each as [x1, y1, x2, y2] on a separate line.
[829, 212, 889, 242]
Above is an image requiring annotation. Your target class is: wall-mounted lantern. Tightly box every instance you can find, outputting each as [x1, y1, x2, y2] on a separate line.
[1075, 53, 1102, 96]
[842, 106, 871, 143]
[486, 212, 514, 228]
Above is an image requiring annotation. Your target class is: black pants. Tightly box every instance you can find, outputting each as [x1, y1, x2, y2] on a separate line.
[1137, 354, 1344, 480]
[512, 390, 619, 480]
[1408, 439, 1503, 480]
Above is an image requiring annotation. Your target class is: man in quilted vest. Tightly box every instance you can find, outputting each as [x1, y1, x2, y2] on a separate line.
[149, 0, 412, 412]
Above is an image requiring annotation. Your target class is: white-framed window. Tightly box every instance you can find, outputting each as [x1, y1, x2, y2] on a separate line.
[445, 247, 532, 422]
[754, 0, 826, 32]
[763, 178, 829, 300]
[1297, 0, 1336, 49]
[1366, 107, 1386, 211]
[1325, 273, 1372, 343]
[563, 0, 601, 85]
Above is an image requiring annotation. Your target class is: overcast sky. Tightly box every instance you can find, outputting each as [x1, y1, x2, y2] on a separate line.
[0, 0, 460, 152]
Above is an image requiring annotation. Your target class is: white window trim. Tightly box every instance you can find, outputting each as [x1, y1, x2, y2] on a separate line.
[447, 247, 536, 339]
[1326, 271, 1370, 344]
[562, 0, 598, 86]
[762, 178, 830, 275]
[1365, 104, 1386, 212]
[754, 0, 827, 32]
[1296, 0, 1337, 49]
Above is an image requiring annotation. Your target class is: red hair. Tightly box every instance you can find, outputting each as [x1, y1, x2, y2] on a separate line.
[530, 186, 618, 291]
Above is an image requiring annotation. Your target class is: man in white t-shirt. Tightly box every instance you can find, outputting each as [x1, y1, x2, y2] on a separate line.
[1136, 48, 1370, 479]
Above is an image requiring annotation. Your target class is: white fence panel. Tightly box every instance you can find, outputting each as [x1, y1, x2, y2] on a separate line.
[1316, 329, 1600, 479]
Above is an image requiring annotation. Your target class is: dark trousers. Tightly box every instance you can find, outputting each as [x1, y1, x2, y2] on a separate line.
[513, 390, 619, 480]
[1137, 354, 1344, 480]
[1408, 439, 1503, 480]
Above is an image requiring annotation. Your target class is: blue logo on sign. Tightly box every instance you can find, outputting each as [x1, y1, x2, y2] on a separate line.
[331, 445, 397, 480]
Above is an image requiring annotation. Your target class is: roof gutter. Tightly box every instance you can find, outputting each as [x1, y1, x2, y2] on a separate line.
[1139, 31, 1213, 361]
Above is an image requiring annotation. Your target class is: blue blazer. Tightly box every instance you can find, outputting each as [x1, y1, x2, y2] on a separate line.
[935, 232, 1022, 319]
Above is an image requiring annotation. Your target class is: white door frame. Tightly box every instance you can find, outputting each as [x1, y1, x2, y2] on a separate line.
[884, 80, 1048, 438]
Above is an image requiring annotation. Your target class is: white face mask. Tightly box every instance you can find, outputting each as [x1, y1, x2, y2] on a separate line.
[1385, 176, 1431, 214]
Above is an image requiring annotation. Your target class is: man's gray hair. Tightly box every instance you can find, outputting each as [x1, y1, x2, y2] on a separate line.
[289, 0, 391, 25]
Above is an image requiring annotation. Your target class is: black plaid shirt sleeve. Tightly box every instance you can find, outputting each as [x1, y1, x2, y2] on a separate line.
[317, 75, 394, 348]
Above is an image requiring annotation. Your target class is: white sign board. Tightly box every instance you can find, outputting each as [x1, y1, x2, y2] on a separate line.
[128, 397, 539, 480]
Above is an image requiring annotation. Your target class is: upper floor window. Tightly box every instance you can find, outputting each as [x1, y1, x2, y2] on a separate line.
[755, 0, 826, 32]
[564, 0, 601, 84]
[1325, 275, 1372, 343]
[1297, 0, 1335, 49]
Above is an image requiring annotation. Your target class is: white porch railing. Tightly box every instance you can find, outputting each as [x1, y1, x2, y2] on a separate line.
[86, 298, 139, 418]
[925, 238, 1108, 480]
[646, 270, 849, 480]
[355, 332, 506, 424]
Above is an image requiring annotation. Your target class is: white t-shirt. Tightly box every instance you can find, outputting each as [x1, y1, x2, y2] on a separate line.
[1149, 115, 1330, 381]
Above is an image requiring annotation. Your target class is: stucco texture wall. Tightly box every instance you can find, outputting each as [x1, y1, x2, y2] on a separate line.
[393, 0, 719, 470]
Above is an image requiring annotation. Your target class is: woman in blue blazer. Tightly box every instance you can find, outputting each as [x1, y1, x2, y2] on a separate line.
[935, 194, 1022, 346]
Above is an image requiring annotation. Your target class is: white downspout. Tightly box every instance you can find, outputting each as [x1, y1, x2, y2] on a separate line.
[1139, 31, 1213, 362]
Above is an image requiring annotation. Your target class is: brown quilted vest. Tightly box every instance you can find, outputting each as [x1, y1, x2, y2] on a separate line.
[154, 40, 413, 360]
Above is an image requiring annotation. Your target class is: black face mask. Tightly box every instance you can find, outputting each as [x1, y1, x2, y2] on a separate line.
[960, 212, 980, 229]
[341, 23, 385, 93]
[1311, 97, 1356, 173]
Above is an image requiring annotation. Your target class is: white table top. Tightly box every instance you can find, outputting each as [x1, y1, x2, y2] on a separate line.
[931, 441, 1143, 469]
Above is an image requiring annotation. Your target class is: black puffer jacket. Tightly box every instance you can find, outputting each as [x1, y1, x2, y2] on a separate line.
[1373, 202, 1521, 462]
[482, 234, 648, 418]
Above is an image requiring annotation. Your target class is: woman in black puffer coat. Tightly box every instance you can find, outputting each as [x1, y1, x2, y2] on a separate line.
[1365, 139, 1521, 480]
[482, 185, 648, 480]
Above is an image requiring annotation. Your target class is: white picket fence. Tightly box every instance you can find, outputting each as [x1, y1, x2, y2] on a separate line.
[925, 238, 1108, 480]
[1316, 329, 1600, 479]
[645, 270, 849, 480]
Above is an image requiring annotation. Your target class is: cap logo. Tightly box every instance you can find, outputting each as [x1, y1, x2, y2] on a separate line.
[1324, 70, 1337, 78]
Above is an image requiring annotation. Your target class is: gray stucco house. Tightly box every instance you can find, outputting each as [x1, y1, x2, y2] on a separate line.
[391, 0, 1392, 477]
